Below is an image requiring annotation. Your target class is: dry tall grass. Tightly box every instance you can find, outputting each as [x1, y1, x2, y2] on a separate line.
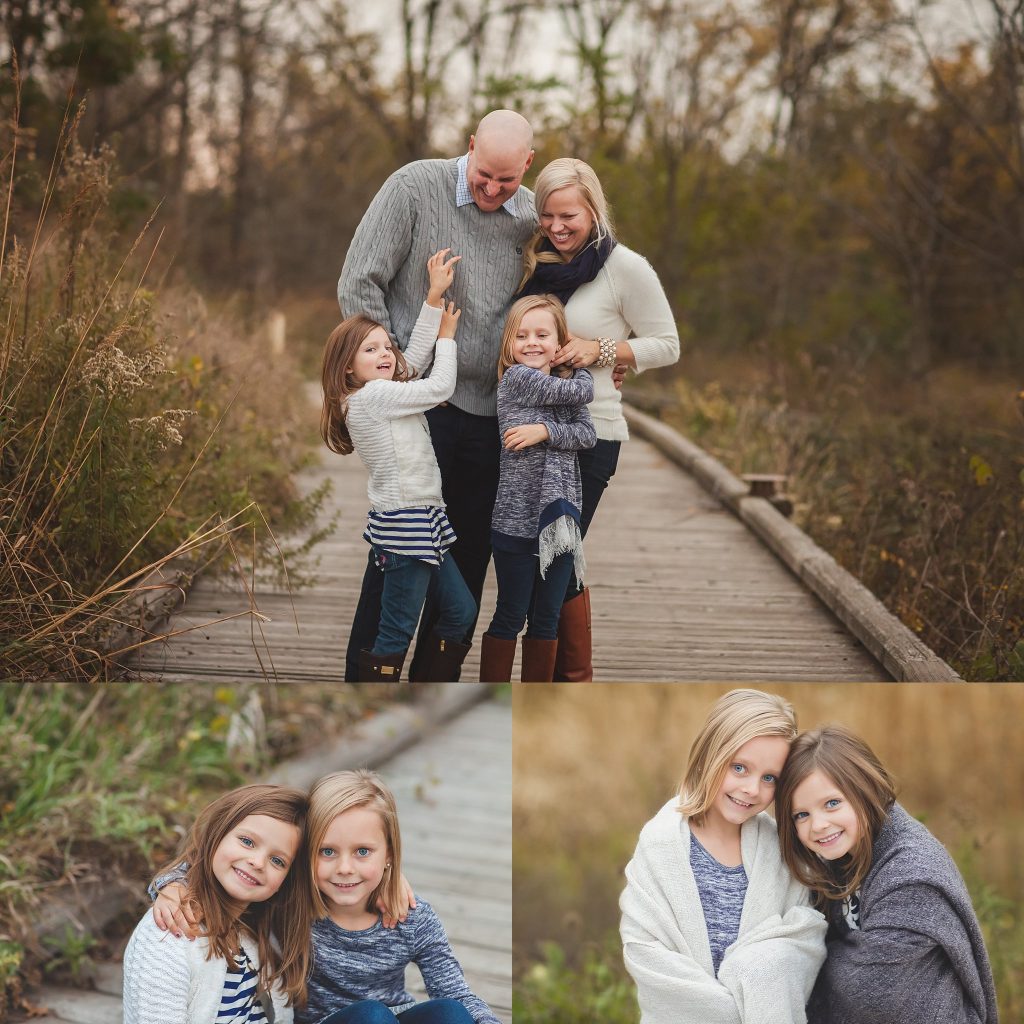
[1, 88, 327, 680]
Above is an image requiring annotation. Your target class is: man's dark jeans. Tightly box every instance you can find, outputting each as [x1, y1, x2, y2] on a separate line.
[561, 438, 620, 602]
[345, 404, 500, 682]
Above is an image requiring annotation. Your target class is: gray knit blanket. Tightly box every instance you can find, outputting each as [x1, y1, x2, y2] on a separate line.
[808, 803, 999, 1024]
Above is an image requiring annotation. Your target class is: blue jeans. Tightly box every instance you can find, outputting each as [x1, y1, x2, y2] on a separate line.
[487, 549, 576, 641]
[346, 406, 499, 681]
[318, 999, 475, 1024]
[562, 439, 620, 602]
[372, 548, 476, 656]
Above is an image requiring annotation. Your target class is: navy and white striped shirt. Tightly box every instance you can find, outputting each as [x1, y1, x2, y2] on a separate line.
[216, 950, 267, 1023]
[363, 506, 456, 566]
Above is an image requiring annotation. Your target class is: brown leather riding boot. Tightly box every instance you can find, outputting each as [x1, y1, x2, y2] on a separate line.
[520, 636, 558, 683]
[479, 633, 516, 683]
[553, 587, 593, 682]
[417, 634, 472, 682]
[357, 648, 406, 682]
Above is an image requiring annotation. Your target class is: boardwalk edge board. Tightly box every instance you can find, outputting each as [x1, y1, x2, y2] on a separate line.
[623, 402, 961, 682]
[20, 685, 495, 971]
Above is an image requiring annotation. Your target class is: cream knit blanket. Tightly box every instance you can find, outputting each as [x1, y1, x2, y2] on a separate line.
[620, 800, 826, 1024]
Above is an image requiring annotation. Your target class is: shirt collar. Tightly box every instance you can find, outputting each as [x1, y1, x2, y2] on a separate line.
[455, 154, 521, 215]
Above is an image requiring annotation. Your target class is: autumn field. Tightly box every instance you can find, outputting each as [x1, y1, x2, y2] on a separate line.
[513, 684, 1024, 1021]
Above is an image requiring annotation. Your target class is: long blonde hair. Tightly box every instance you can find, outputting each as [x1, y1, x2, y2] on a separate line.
[677, 689, 798, 825]
[153, 784, 314, 1007]
[775, 725, 896, 906]
[520, 158, 615, 288]
[496, 294, 571, 380]
[306, 769, 405, 920]
[320, 317, 414, 455]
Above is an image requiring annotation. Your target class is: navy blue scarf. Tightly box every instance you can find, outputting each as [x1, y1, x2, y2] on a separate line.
[516, 233, 617, 305]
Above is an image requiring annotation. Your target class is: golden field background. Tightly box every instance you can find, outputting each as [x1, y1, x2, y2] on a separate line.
[512, 683, 1024, 1018]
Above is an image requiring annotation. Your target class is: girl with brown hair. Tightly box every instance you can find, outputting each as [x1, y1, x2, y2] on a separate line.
[321, 249, 475, 682]
[775, 726, 999, 1024]
[123, 783, 314, 1023]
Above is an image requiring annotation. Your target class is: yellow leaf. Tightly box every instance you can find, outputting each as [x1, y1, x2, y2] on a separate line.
[969, 454, 993, 486]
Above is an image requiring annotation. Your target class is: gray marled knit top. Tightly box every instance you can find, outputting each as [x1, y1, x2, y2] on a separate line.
[299, 899, 499, 1024]
[338, 158, 536, 417]
[491, 365, 595, 579]
[689, 832, 748, 976]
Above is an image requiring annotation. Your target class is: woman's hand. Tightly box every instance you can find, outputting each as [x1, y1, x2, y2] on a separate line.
[427, 248, 461, 307]
[439, 300, 461, 340]
[550, 334, 600, 370]
[153, 883, 201, 940]
[504, 424, 549, 450]
[378, 872, 417, 929]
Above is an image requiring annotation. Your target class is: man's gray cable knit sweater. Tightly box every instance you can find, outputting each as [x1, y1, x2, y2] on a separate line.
[808, 803, 998, 1024]
[337, 158, 536, 417]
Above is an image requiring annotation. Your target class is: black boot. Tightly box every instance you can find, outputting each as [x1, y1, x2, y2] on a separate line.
[416, 634, 472, 682]
[357, 648, 407, 682]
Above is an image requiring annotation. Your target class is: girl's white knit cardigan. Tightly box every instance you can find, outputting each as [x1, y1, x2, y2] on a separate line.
[620, 799, 827, 1024]
[122, 912, 294, 1024]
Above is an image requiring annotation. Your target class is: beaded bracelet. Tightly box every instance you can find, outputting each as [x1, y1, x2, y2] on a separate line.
[596, 337, 617, 368]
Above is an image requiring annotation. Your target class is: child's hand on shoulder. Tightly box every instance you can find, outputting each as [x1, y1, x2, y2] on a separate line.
[439, 300, 461, 340]
[504, 423, 549, 450]
[153, 882, 202, 940]
[427, 248, 461, 307]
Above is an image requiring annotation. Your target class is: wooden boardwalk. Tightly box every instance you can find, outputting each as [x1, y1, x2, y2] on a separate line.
[133, 390, 886, 682]
[27, 694, 512, 1023]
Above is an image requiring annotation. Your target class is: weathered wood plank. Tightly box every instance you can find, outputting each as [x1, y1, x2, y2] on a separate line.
[131, 389, 896, 681]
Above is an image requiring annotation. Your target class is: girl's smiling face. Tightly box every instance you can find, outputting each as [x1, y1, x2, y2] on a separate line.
[709, 735, 790, 828]
[348, 326, 396, 384]
[790, 769, 861, 860]
[316, 805, 390, 921]
[211, 814, 300, 905]
[512, 308, 560, 372]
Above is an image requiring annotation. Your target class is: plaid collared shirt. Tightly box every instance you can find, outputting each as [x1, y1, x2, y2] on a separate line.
[455, 154, 520, 214]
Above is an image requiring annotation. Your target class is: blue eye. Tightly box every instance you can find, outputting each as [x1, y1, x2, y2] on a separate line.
[762, 774, 777, 784]
[320, 847, 335, 858]
[356, 847, 371, 857]
[826, 798, 840, 809]
[731, 764, 745, 774]
[240, 836, 254, 848]
[271, 856, 287, 869]
[793, 811, 808, 821]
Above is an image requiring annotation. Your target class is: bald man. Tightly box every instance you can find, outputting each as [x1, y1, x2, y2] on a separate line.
[338, 110, 537, 681]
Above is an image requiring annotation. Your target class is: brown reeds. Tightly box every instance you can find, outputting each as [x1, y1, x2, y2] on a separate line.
[0, 74, 326, 681]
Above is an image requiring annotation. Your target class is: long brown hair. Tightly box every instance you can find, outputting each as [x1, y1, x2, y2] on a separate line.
[677, 689, 797, 826]
[320, 316, 413, 455]
[306, 769, 405, 921]
[153, 784, 314, 1007]
[775, 726, 897, 907]
[497, 294, 571, 380]
[520, 157, 615, 289]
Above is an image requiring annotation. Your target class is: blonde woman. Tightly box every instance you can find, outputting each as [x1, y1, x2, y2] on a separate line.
[517, 158, 680, 679]
[619, 689, 826, 1023]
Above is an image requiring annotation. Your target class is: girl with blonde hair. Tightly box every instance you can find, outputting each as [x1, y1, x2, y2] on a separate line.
[775, 726, 998, 1024]
[299, 769, 498, 1024]
[517, 157, 680, 679]
[620, 689, 826, 1023]
[479, 293, 596, 682]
